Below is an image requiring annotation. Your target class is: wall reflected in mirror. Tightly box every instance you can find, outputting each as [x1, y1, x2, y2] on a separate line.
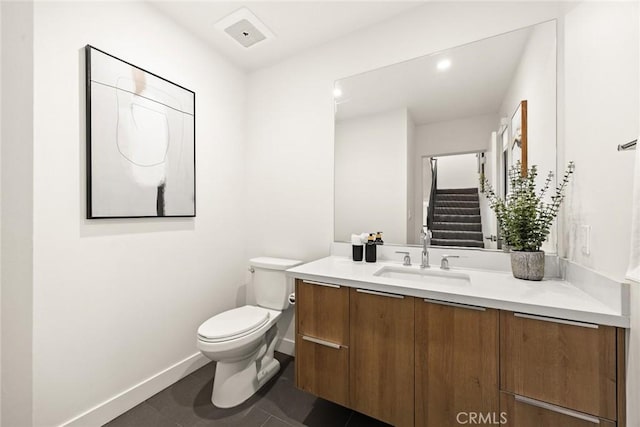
[334, 20, 557, 252]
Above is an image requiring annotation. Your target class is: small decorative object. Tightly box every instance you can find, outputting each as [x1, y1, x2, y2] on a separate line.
[85, 45, 195, 218]
[482, 162, 574, 280]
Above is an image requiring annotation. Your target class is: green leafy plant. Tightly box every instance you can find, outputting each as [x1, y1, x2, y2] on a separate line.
[482, 162, 574, 252]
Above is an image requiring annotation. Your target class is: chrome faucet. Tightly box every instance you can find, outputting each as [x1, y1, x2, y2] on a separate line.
[420, 229, 431, 269]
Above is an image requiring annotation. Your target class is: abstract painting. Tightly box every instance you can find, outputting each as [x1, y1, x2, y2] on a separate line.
[85, 45, 195, 218]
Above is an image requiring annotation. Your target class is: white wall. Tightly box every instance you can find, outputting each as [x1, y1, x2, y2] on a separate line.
[1, 2, 34, 426]
[0, 2, 3, 424]
[421, 157, 433, 229]
[30, 2, 247, 426]
[415, 113, 498, 157]
[334, 109, 408, 243]
[500, 20, 557, 187]
[632, 6, 640, 425]
[407, 114, 417, 244]
[562, 2, 638, 280]
[499, 19, 558, 252]
[436, 153, 480, 190]
[481, 133, 499, 249]
[246, 1, 565, 364]
[560, 3, 639, 425]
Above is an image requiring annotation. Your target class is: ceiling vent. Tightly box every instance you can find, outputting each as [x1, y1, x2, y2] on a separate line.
[215, 8, 275, 49]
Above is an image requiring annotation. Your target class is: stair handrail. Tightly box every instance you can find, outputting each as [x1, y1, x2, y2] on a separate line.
[427, 158, 438, 230]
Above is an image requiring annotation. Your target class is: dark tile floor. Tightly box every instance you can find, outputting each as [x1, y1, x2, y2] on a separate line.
[105, 353, 390, 427]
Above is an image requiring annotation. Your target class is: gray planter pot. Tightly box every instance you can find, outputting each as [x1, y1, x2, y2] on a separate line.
[510, 251, 545, 281]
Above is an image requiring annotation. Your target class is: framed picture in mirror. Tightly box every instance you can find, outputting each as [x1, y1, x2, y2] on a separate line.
[511, 100, 528, 176]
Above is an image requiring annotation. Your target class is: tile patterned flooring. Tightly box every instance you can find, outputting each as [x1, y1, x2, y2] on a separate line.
[105, 353, 390, 427]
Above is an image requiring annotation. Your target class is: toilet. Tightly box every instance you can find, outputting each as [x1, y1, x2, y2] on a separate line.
[197, 257, 302, 408]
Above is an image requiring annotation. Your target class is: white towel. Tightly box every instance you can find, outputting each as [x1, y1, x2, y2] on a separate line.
[627, 137, 640, 284]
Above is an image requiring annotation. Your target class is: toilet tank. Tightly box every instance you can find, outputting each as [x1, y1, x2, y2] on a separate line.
[250, 257, 303, 310]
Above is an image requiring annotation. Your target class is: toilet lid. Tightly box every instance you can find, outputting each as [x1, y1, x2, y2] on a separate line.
[198, 306, 270, 341]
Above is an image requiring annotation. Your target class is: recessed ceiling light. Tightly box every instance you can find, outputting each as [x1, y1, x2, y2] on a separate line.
[437, 59, 452, 71]
[333, 88, 343, 98]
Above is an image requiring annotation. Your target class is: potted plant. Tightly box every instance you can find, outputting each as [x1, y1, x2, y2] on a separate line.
[482, 162, 574, 280]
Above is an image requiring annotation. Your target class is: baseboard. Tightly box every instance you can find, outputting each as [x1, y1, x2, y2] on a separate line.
[60, 352, 209, 427]
[276, 337, 295, 356]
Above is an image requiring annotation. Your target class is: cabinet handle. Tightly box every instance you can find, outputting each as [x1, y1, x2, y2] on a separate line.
[356, 289, 404, 299]
[423, 298, 486, 311]
[302, 335, 342, 349]
[302, 280, 340, 289]
[514, 313, 599, 329]
[514, 395, 600, 424]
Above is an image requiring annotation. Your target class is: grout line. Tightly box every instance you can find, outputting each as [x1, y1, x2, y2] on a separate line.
[268, 413, 298, 427]
[344, 411, 354, 427]
[260, 415, 273, 427]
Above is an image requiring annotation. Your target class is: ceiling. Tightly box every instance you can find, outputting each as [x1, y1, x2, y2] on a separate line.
[148, 1, 423, 71]
[335, 25, 534, 125]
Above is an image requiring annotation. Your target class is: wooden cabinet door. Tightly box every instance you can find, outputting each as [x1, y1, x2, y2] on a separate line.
[295, 279, 350, 405]
[500, 311, 617, 420]
[349, 288, 414, 427]
[415, 299, 499, 427]
[500, 392, 615, 427]
[296, 279, 349, 344]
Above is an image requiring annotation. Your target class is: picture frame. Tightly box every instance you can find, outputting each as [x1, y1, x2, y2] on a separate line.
[85, 45, 196, 219]
[510, 100, 528, 176]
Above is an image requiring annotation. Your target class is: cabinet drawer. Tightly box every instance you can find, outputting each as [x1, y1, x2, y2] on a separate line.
[296, 279, 349, 344]
[295, 333, 349, 407]
[500, 311, 617, 420]
[500, 392, 615, 427]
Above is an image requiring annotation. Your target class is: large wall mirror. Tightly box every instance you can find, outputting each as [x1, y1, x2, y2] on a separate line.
[334, 20, 557, 252]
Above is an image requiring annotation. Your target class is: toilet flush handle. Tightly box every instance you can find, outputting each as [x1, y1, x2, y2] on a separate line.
[248, 267, 255, 273]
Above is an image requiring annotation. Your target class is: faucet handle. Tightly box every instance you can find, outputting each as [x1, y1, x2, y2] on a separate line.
[395, 251, 412, 266]
[440, 254, 460, 270]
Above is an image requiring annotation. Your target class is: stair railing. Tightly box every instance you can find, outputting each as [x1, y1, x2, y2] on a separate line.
[426, 158, 438, 230]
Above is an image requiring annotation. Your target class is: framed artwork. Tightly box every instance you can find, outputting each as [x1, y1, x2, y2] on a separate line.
[510, 100, 528, 176]
[85, 45, 195, 218]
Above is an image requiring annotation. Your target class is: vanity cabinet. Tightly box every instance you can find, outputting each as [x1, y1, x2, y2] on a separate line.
[350, 288, 415, 427]
[294, 280, 626, 427]
[500, 311, 621, 422]
[295, 279, 350, 407]
[415, 299, 499, 427]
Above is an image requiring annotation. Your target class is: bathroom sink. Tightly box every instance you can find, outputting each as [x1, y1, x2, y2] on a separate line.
[374, 266, 471, 286]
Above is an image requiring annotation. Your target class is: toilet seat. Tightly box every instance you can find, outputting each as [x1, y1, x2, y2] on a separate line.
[198, 306, 270, 343]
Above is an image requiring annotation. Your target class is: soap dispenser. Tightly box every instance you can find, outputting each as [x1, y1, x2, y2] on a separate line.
[375, 231, 384, 245]
[365, 233, 377, 263]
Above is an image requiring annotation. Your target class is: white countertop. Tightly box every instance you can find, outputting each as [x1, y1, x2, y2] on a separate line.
[286, 256, 629, 328]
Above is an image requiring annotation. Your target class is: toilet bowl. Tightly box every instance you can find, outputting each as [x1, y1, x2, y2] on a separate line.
[197, 257, 301, 408]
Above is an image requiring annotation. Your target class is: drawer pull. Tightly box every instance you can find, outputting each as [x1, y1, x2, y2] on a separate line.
[514, 395, 600, 424]
[302, 335, 342, 349]
[514, 313, 599, 329]
[356, 289, 404, 299]
[302, 280, 340, 289]
[424, 298, 486, 311]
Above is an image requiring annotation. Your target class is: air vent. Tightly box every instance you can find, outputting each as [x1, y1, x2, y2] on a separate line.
[225, 19, 266, 48]
[215, 7, 275, 49]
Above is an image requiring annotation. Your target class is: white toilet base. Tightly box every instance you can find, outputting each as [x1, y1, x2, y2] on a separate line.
[210, 325, 280, 408]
